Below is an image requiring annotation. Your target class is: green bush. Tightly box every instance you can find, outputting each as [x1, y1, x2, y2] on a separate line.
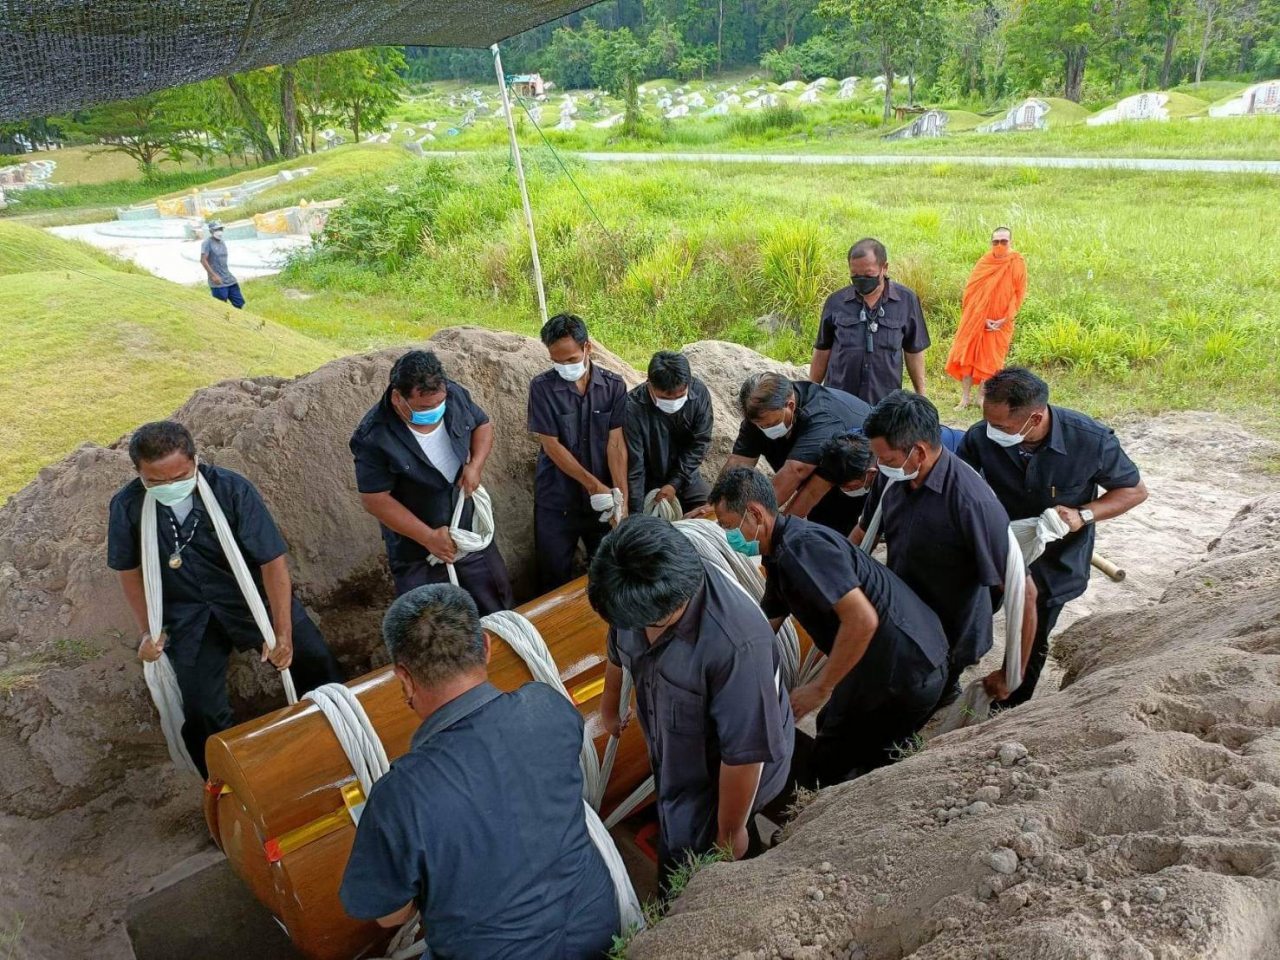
[728, 105, 805, 139]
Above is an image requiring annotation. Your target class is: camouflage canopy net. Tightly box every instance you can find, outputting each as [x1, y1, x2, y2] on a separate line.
[0, 0, 597, 121]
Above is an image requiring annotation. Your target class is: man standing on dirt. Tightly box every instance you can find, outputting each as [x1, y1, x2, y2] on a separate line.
[528, 313, 629, 593]
[590, 516, 794, 887]
[958, 367, 1146, 708]
[852, 391, 1037, 706]
[697, 371, 869, 537]
[351, 349, 514, 614]
[199, 220, 244, 309]
[108, 420, 345, 777]
[624, 350, 715, 516]
[709, 467, 948, 786]
[810, 238, 930, 405]
[340, 584, 619, 958]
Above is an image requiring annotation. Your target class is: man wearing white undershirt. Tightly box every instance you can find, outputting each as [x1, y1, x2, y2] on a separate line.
[350, 350, 514, 613]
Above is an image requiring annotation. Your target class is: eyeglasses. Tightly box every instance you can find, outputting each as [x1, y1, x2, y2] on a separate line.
[992, 238, 1010, 245]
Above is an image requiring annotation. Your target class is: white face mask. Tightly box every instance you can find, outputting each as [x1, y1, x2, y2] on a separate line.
[554, 359, 587, 382]
[877, 448, 920, 482]
[986, 414, 1035, 448]
[654, 394, 688, 415]
[841, 485, 869, 498]
[146, 461, 199, 507]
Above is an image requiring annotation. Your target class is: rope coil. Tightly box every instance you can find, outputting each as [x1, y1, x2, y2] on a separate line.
[426, 485, 495, 586]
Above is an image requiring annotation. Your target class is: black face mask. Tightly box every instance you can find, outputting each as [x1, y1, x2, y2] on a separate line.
[850, 274, 881, 296]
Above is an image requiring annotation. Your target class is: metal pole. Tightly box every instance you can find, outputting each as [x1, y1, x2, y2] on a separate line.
[491, 43, 548, 326]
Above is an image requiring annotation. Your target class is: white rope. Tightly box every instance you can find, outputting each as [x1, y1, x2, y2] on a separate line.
[140, 468, 296, 775]
[590, 488, 624, 525]
[1010, 508, 1070, 567]
[425, 485, 495, 587]
[480, 610, 644, 933]
[858, 478, 898, 552]
[643, 488, 683, 521]
[304, 684, 390, 797]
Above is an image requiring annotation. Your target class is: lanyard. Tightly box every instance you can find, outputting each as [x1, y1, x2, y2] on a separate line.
[165, 512, 200, 569]
[859, 304, 885, 353]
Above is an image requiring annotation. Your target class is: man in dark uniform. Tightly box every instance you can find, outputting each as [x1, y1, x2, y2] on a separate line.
[624, 350, 714, 515]
[709, 468, 948, 786]
[705, 371, 870, 537]
[340, 585, 618, 959]
[589, 516, 793, 885]
[528, 313, 629, 592]
[958, 367, 1147, 708]
[108, 421, 344, 777]
[809, 425, 966, 510]
[853, 391, 1037, 704]
[351, 350, 513, 614]
[810, 237, 930, 405]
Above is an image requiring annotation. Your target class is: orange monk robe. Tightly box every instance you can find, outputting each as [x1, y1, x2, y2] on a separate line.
[945, 250, 1028, 385]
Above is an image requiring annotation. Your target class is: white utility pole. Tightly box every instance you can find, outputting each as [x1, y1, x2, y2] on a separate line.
[491, 43, 548, 326]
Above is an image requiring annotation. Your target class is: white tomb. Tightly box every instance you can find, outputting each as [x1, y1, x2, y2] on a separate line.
[1087, 92, 1170, 125]
[978, 98, 1051, 133]
[1208, 80, 1280, 117]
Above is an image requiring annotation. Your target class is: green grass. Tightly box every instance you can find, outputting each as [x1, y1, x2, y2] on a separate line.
[607, 846, 729, 958]
[0, 222, 337, 497]
[0, 637, 105, 692]
[251, 153, 1279, 439]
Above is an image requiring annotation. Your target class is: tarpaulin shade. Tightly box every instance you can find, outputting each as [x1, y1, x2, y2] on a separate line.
[0, 1, 598, 120]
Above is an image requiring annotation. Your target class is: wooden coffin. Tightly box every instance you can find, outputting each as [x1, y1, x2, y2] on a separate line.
[204, 570, 814, 960]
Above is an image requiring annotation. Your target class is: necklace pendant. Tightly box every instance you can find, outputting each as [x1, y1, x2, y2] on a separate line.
[168, 553, 183, 570]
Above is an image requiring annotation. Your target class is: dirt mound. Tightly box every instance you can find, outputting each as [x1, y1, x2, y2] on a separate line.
[628, 494, 1280, 960]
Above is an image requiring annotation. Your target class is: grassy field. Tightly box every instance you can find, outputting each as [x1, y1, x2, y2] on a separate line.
[240, 152, 1278, 439]
[0, 222, 338, 497]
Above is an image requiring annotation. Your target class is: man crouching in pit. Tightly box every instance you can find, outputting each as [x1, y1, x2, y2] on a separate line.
[340, 584, 619, 959]
[589, 515, 794, 889]
[108, 420, 344, 777]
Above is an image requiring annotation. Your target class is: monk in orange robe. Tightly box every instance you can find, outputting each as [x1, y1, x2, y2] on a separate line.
[946, 227, 1027, 409]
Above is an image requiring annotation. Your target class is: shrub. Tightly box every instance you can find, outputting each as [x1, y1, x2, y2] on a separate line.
[728, 104, 804, 139]
[756, 220, 829, 326]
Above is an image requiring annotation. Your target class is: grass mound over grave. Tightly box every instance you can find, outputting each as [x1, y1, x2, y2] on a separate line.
[0, 222, 336, 496]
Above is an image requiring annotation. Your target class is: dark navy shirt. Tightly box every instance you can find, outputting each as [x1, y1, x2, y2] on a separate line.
[815, 279, 931, 405]
[623, 379, 714, 509]
[528, 362, 628, 514]
[107, 463, 304, 665]
[606, 561, 794, 859]
[957, 406, 1141, 605]
[340, 682, 617, 960]
[859, 447, 1010, 669]
[350, 382, 490, 565]
[762, 515, 948, 710]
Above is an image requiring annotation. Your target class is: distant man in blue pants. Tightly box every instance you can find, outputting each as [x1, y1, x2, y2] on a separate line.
[200, 220, 244, 309]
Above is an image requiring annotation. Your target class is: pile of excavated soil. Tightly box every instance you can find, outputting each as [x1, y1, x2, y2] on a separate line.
[0, 330, 795, 959]
[629, 492, 1280, 960]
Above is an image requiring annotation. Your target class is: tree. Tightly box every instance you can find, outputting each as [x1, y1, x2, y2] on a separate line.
[325, 47, 407, 142]
[224, 74, 279, 162]
[822, 0, 933, 119]
[546, 21, 605, 88]
[68, 92, 195, 176]
[1007, 0, 1100, 102]
[595, 28, 647, 130]
[279, 64, 300, 159]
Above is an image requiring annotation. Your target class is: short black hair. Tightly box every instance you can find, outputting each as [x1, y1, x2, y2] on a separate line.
[739, 371, 793, 420]
[647, 350, 691, 392]
[587, 515, 705, 630]
[862, 390, 941, 453]
[390, 350, 447, 397]
[848, 238, 887, 265]
[816, 433, 874, 484]
[983, 367, 1049, 412]
[129, 421, 195, 467]
[993, 225, 1012, 236]
[382, 585, 486, 687]
[709, 467, 778, 516]
[540, 312, 589, 347]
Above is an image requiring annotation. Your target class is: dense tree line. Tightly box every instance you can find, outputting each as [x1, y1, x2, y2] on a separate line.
[407, 0, 1280, 107]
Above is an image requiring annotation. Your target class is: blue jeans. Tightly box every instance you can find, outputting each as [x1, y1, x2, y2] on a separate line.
[210, 283, 245, 309]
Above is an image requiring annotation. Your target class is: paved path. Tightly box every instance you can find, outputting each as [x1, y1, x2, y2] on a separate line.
[573, 151, 1280, 175]
[431, 148, 1279, 175]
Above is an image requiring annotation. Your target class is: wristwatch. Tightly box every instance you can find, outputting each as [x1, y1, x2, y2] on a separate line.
[1079, 508, 1095, 525]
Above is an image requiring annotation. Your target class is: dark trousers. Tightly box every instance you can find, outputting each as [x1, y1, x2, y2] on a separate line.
[535, 505, 612, 594]
[996, 594, 1066, 709]
[171, 610, 345, 778]
[210, 283, 245, 309]
[677, 473, 711, 512]
[390, 543, 514, 615]
[806, 660, 947, 788]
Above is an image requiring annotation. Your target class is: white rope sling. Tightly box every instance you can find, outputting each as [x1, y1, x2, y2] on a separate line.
[425, 485, 495, 586]
[140, 470, 297, 775]
[643, 488, 683, 522]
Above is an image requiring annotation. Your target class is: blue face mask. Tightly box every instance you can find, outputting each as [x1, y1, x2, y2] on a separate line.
[726, 514, 760, 557]
[409, 400, 446, 426]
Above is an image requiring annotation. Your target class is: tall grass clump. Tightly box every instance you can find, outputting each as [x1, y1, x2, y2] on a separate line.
[317, 160, 457, 271]
[729, 104, 804, 139]
[756, 220, 829, 327]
